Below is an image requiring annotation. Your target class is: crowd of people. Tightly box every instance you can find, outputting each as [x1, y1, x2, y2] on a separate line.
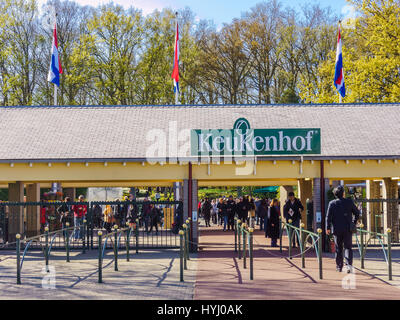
[198, 192, 304, 247]
[55, 195, 169, 238]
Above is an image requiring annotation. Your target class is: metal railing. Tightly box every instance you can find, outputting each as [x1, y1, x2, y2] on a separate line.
[15, 224, 79, 284]
[179, 218, 191, 282]
[280, 218, 323, 279]
[354, 223, 392, 280]
[1, 200, 181, 250]
[234, 217, 254, 280]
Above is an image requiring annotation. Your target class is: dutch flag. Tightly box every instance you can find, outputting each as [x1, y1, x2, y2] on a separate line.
[171, 22, 179, 96]
[334, 24, 345, 98]
[47, 22, 63, 87]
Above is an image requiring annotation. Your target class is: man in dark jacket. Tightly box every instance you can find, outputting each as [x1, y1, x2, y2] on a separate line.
[283, 192, 304, 248]
[326, 185, 360, 273]
[202, 198, 212, 227]
[226, 196, 236, 231]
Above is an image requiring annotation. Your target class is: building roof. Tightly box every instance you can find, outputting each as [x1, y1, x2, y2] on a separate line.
[0, 103, 399, 162]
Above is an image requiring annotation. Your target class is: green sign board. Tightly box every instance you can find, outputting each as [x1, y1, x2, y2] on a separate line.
[191, 118, 321, 156]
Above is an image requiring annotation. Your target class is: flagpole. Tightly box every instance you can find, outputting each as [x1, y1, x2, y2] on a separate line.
[175, 11, 179, 105]
[338, 20, 342, 104]
[54, 83, 57, 106]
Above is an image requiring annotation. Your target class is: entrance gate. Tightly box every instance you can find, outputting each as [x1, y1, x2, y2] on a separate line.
[0, 200, 182, 250]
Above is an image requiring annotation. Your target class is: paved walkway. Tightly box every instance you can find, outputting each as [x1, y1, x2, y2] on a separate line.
[1, 221, 400, 300]
[194, 223, 400, 300]
[0, 249, 196, 300]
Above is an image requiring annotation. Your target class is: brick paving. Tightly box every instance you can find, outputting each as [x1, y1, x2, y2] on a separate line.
[1, 220, 400, 300]
[194, 223, 400, 300]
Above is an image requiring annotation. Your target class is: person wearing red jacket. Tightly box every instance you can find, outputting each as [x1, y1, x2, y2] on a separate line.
[72, 195, 87, 240]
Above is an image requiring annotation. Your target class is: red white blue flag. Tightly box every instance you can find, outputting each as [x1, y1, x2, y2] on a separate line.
[47, 22, 63, 87]
[171, 22, 179, 95]
[334, 25, 345, 98]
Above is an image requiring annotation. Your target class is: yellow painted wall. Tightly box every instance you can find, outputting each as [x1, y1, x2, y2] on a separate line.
[0, 159, 399, 187]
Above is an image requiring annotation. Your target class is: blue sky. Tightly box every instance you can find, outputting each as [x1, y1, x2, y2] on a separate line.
[40, 0, 353, 26]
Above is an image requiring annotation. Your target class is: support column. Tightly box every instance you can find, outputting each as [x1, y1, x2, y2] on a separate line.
[26, 183, 40, 237]
[8, 182, 24, 242]
[183, 178, 198, 252]
[191, 179, 198, 252]
[382, 178, 399, 242]
[183, 180, 189, 223]
[366, 180, 381, 233]
[63, 188, 76, 201]
[312, 178, 329, 231]
[298, 179, 313, 227]
[279, 186, 293, 216]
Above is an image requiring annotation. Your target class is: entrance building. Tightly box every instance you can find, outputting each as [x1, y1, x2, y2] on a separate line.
[1, 104, 400, 245]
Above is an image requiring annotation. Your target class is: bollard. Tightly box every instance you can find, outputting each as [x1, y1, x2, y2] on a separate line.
[135, 219, 139, 254]
[183, 224, 188, 270]
[126, 222, 130, 262]
[91, 220, 94, 250]
[237, 220, 242, 259]
[249, 228, 254, 280]
[242, 223, 247, 269]
[66, 222, 70, 262]
[300, 223, 305, 268]
[279, 217, 283, 253]
[360, 223, 365, 269]
[185, 220, 190, 260]
[234, 218, 238, 253]
[288, 219, 292, 259]
[16, 234, 21, 285]
[317, 228, 323, 280]
[387, 228, 392, 281]
[86, 217, 90, 251]
[45, 227, 49, 267]
[114, 225, 118, 271]
[82, 219, 87, 254]
[98, 231, 103, 283]
[179, 230, 184, 282]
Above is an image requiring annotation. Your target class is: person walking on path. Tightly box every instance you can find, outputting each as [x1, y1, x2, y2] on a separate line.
[326, 185, 360, 273]
[57, 197, 73, 233]
[72, 195, 87, 240]
[257, 199, 268, 231]
[283, 192, 304, 248]
[211, 199, 217, 225]
[103, 204, 113, 233]
[202, 198, 212, 227]
[148, 204, 161, 234]
[238, 196, 249, 224]
[226, 195, 236, 231]
[267, 199, 280, 247]
[217, 198, 228, 231]
[142, 197, 152, 232]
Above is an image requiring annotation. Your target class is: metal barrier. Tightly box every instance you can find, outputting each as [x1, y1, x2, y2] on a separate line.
[1, 200, 182, 250]
[355, 223, 392, 280]
[15, 225, 77, 284]
[97, 224, 134, 283]
[280, 218, 323, 279]
[235, 218, 254, 280]
[179, 221, 191, 282]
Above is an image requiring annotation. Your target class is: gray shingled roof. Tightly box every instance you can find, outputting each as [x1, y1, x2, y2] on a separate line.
[0, 104, 399, 161]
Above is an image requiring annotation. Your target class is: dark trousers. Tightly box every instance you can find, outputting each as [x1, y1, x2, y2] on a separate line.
[290, 219, 300, 247]
[334, 231, 353, 268]
[149, 218, 158, 233]
[227, 216, 235, 230]
[259, 217, 264, 231]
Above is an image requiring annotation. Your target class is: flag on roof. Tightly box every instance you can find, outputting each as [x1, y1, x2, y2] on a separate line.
[47, 21, 63, 87]
[334, 24, 345, 98]
[171, 22, 179, 95]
